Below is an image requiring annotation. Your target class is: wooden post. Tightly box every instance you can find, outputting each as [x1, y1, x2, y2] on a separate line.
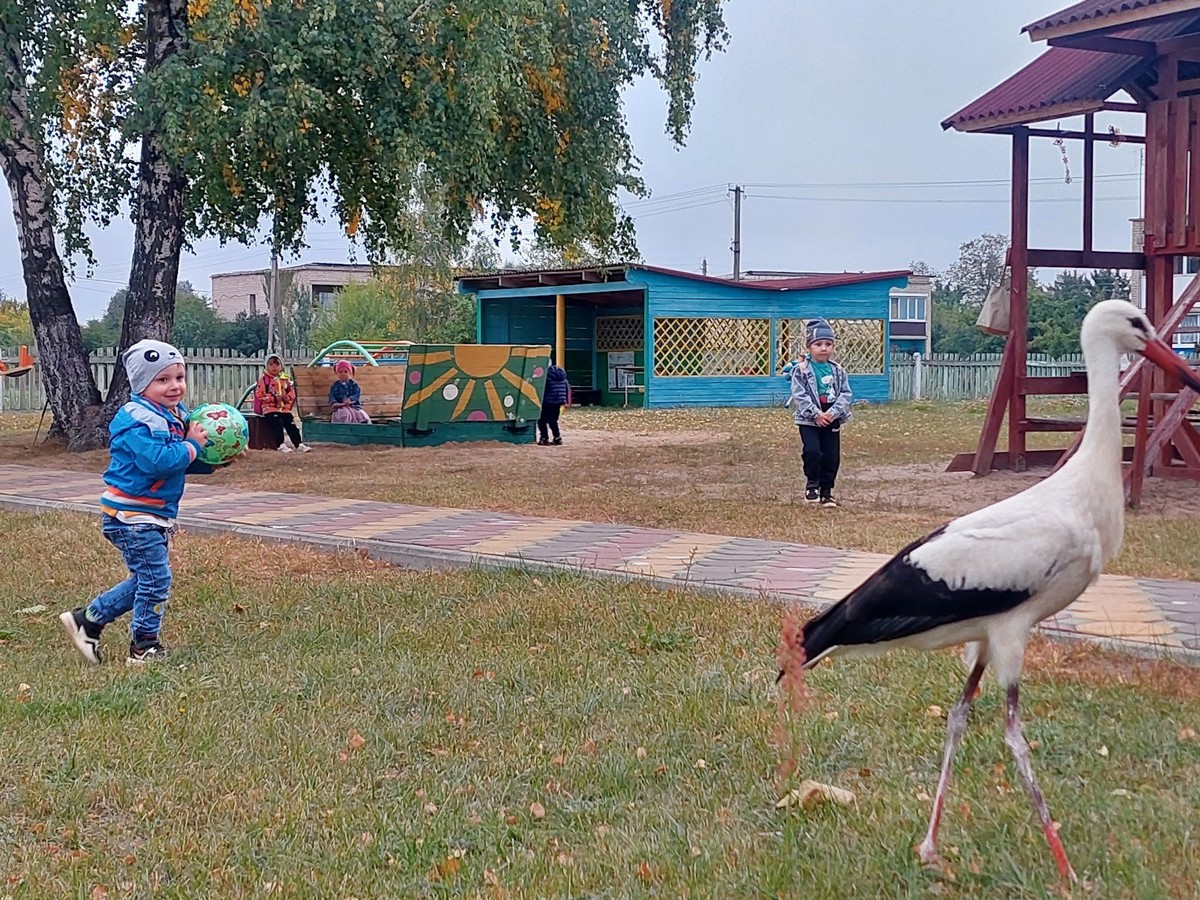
[1083, 113, 1095, 252]
[555, 294, 566, 367]
[1008, 129, 1031, 472]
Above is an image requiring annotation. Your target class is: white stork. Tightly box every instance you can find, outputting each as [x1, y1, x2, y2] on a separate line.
[779, 299, 1200, 882]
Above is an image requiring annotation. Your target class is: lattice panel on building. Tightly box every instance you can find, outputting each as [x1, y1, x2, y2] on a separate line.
[830, 318, 885, 373]
[653, 317, 770, 376]
[595, 315, 644, 351]
[774, 319, 806, 373]
[775, 318, 884, 375]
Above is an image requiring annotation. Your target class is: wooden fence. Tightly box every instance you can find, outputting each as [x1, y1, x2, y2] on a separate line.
[0, 347, 1098, 412]
[0, 347, 315, 413]
[888, 352, 1088, 402]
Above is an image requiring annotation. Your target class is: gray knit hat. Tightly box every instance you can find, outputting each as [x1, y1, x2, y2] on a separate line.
[805, 318, 836, 346]
[123, 339, 185, 394]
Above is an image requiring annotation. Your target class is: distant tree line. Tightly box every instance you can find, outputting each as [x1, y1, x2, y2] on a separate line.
[914, 233, 1133, 357]
[79, 283, 268, 357]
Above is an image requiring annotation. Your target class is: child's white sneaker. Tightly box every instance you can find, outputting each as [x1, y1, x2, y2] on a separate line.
[297, 443, 312, 452]
[278, 444, 294, 454]
[59, 608, 103, 665]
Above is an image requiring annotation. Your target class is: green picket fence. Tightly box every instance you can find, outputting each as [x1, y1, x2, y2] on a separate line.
[888, 352, 1087, 402]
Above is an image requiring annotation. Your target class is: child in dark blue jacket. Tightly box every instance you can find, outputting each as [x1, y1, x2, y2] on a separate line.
[59, 339, 215, 666]
[538, 363, 570, 445]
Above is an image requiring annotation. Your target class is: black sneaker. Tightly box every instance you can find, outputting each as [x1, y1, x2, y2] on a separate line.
[537, 438, 550, 446]
[820, 494, 838, 508]
[551, 437, 563, 445]
[126, 640, 169, 667]
[59, 608, 103, 665]
[804, 488, 820, 503]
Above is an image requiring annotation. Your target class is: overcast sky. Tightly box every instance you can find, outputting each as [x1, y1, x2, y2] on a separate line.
[0, 1, 1148, 321]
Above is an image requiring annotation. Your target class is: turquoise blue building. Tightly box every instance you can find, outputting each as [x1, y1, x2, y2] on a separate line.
[456, 265, 911, 408]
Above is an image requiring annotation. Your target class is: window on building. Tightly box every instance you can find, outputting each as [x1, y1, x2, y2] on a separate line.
[249, 293, 257, 315]
[312, 284, 344, 309]
[1172, 257, 1200, 275]
[1176, 312, 1200, 346]
[890, 294, 926, 322]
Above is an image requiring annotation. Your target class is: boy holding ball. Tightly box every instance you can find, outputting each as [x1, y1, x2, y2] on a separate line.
[59, 339, 218, 666]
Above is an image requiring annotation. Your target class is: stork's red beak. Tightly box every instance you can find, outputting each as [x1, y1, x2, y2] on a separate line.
[1140, 337, 1200, 392]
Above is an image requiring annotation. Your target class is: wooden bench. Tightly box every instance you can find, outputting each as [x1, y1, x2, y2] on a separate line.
[291, 365, 408, 421]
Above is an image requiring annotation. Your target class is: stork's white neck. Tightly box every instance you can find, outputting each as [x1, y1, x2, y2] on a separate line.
[1072, 334, 1124, 476]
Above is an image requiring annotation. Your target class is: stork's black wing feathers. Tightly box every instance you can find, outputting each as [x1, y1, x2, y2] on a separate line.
[800, 525, 1034, 666]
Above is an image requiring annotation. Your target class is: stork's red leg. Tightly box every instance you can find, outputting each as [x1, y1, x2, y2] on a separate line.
[1003, 684, 1077, 883]
[916, 660, 985, 866]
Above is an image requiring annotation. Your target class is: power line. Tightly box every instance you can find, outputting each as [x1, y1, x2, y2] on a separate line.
[749, 193, 1140, 205]
[741, 172, 1141, 190]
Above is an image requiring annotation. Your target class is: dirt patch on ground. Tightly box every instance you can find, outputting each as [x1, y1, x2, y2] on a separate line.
[850, 460, 1200, 520]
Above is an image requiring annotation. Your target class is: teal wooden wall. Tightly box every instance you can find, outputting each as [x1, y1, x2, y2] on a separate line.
[480, 296, 596, 389]
[627, 269, 900, 407]
[471, 268, 905, 408]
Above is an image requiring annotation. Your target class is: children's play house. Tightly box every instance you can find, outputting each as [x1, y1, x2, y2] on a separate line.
[456, 265, 911, 408]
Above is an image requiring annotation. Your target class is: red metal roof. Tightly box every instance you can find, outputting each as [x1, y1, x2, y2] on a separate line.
[637, 265, 911, 291]
[456, 265, 911, 293]
[1023, 0, 1193, 38]
[942, 18, 1194, 132]
[942, 46, 1149, 132]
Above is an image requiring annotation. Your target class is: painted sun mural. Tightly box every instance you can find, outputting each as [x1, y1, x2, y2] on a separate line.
[402, 344, 551, 425]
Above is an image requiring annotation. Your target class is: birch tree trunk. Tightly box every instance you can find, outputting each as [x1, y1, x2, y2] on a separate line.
[101, 0, 189, 420]
[0, 21, 105, 449]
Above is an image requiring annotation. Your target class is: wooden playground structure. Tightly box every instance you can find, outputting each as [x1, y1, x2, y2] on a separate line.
[943, 1, 1200, 505]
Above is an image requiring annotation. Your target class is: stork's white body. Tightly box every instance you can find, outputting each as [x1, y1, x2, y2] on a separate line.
[806, 324, 1129, 687]
[786, 301, 1200, 883]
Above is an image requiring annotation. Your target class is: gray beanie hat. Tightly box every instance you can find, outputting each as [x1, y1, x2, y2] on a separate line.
[805, 318, 836, 346]
[123, 339, 185, 394]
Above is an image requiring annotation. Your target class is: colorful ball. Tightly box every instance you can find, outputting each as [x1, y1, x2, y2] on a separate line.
[188, 402, 248, 465]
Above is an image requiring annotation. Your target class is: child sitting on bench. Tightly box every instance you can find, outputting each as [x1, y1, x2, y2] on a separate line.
[328, 360, 372, 424]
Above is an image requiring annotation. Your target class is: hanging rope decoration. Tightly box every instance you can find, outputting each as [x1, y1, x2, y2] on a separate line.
[1108, 124, 1124, 148]
[1053, 136, 1073, 184]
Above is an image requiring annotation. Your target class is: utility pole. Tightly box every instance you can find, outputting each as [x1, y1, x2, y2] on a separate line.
[730, 185, 742, 281]
[268, 249, 281, 356]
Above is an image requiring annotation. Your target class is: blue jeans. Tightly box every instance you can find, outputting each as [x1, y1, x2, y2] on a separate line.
[85, 516, 172, 642]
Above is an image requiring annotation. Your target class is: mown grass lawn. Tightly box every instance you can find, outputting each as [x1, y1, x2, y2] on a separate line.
[2, 511, 1198, 897]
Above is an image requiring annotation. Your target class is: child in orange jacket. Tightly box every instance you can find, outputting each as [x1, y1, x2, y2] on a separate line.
[254, 354, 311, 453]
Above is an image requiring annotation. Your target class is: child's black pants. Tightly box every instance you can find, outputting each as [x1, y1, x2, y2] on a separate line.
[798, 422, 841, 494]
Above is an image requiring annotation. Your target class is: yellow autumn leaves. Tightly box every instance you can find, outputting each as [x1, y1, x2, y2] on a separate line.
[189, 0, 272, 31]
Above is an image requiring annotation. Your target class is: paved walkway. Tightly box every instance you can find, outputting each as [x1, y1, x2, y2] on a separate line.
[1, 463, 1198, 660]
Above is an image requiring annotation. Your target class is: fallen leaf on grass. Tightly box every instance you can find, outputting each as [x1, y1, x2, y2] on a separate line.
[430, 856, 461, 881]
[926, 705, 943, 718]
[530, 801, 546, 819]
[1097, 745, 1109, 758]
[637, 861, 655, 883]
[776, 780, 857, 810]
[1179, 727, 1196, 741]
[16, 604, 47, 615]
[483, 868, 500, 886]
